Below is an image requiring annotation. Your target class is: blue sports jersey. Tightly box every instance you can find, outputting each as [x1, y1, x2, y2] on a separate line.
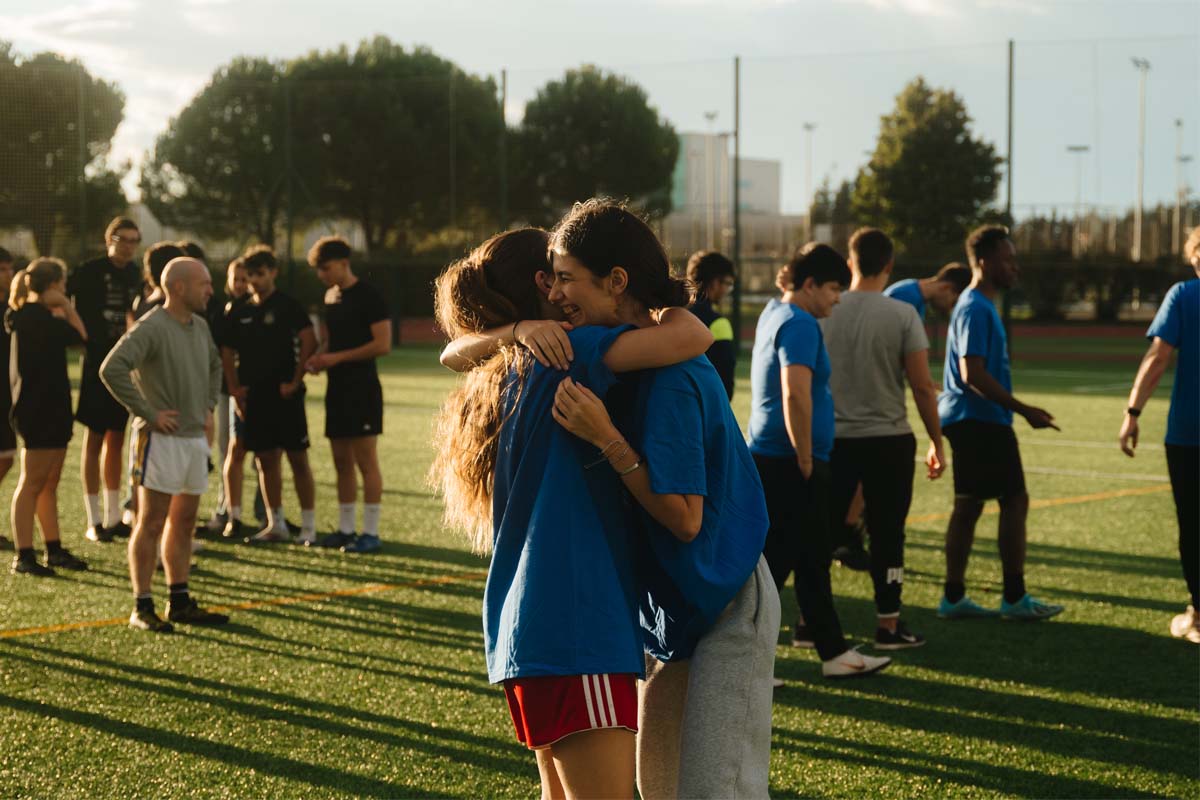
[885, 278, 926, 320]
[485, 325, 644, 683]
[623, 357, 769, 662]
[748, 298, 835, 460]
[1147, 279, 1199, 447]
[939, 288, 1013, 427]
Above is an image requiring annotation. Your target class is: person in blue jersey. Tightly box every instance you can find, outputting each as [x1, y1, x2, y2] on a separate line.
[938, 225, 1063, 621]
[884, 261, 973, 321]
[1119, 226, 1200, 644]
[686, 250, 737, 400]
[430, 226, 713, 800]
[546, 200, 778, 799]
[748, 244, 891, 681]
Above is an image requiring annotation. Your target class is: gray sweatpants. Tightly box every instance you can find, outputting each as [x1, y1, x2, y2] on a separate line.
[636, 555, 781, 799]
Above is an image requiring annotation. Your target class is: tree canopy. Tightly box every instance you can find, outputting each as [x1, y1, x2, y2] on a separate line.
[0, 42, 127, 257]
[851, 77, 1003, 258]
[513, 66, 678, 226]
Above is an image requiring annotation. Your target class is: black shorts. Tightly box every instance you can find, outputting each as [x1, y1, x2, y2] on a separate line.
[325, 376, 383, 439]
[243, 385, 309, 453]
[0, 400, 16, 455]
[75, 358, 129, 433]
[944, 419, 1026, 500]
[15, 406, 73, 450]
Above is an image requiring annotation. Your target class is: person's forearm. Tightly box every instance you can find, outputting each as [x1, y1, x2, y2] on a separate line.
[963, 359, 1026, 413]
[1126, 349, 1169, 411]
[441, 325, 514, 372]
[912, 382, 943, 446]
[99, 343, 156, 421]
[293, 333, 317, 385]
[783, 392, 813, 462]
[327, 339, 388, 366]
[63, 306, 88, 342]
[221, 348, 240, 394]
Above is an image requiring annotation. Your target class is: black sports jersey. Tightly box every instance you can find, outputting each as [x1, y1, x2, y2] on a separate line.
[6, 303, 84, 428]
[67, 256, 141, 355]
[132, 290, 164, 321]
[689, 297, 736, 400]
[323, 280, 389, 385]
[224, 290, 311, 388]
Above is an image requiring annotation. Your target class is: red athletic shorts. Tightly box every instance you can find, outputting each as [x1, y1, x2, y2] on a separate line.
[503, 673, 638, 749]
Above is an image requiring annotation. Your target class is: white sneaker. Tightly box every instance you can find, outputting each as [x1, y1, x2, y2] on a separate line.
[822, 648, 892, 679]
[771, 676, 784, 688]
[295, 530, 318, 547]
[1170, 605, 1200, 644]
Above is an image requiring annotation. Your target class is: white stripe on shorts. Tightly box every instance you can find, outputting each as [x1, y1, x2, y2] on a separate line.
[602, 674, 618, 727]
[591, 675, 608, 727]
[581, 675, 598, 728]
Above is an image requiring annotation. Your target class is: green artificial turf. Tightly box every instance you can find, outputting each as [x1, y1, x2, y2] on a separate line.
[0, 343, 1196, 799]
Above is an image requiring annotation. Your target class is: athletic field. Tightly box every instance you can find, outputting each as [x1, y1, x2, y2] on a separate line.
[1, 334, 1196, 799]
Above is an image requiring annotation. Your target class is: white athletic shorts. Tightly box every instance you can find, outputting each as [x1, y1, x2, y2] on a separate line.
[132, 431, 209, 496]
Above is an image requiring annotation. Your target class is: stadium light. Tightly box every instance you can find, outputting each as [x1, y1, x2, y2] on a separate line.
[1131, 58, 1150, 262]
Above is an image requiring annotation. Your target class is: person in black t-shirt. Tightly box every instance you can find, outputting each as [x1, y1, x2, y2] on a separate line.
[0, 248, 14, 551]
[220, 245, 317, 544]
[131, 241, 183, 322]
[304, 236, 391, 553]
[69, 216, 143, 543]
[686, 250, 737, 400]
[7, 258, 91, 575]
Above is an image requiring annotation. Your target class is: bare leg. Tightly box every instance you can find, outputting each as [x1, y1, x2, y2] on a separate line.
[129, 487, 171, 597]
[81, 428, 104, 496]
[550, 728, 635, 800]
[535, 749, 567, 800]
[352, 436, 382, 505]
[162, 493, 201, 585]
[33, 450, 66, 544]
[0, 455, 13, 485]
[256, 450, 283, 510]
[845, 483, 865, 525]
[102, 429, 125, 492]
[945, 496, 985, 585]
[331, 439, 357, 504]
[11, 449, 56, 550]
[997, 491, 1029, 576]
[224, 437, 247, 513]
[285, 449, 315, 510]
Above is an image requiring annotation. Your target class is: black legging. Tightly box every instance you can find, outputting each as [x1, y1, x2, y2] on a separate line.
[756, 454, 848, 661]
[830, 434, 917, 616]
[1166, 444, 1199, 609]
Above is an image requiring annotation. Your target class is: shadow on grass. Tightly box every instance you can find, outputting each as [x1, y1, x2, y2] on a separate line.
[1, 640, 528, 792]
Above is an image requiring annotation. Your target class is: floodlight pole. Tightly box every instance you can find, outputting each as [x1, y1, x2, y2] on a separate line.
[803, 122, 817, 241]
[499, 69, 508, 230]
[1003, 39, 1014, 345]
[1067, 145, 1090, 254]
[1131, 57, 1150, 263]
[732, 56, 742, 356]
[1174, 119, 1183, 254]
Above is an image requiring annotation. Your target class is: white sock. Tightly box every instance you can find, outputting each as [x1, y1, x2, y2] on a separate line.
[230, 505, 242, 522]
[271, 506, 287, 533]
[103, 490, 121, 528]
[338, 503, 355, 534]
[362, 504, 381, 538]
[122, 508, 136, 526]
[85, 494, 102, 528]
[301, 509, 316, 536]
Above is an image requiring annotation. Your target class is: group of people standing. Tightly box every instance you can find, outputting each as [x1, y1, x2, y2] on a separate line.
[0, 218, 393, 634]
[431, 200, 1198, 798]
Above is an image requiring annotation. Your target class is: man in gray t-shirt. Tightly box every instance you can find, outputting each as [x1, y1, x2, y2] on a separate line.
[819, 228, 946, 650]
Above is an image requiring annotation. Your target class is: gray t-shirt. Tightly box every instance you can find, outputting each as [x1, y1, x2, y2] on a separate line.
[100, 306, 221, 439]
[820, 291, 929, 438]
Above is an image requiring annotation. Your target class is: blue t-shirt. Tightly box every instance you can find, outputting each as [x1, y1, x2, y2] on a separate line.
[939, 288, 1013, 427]
[622, 358, 769, 662]
[1147, 279, 1199, 447]
[748, 298, 835, 461]
[485, 325, 644, 684]
[885, 278, 926, 320]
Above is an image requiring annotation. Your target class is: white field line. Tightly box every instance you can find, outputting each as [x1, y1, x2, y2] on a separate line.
[1017, 438, 1163, 451]
[912, 457, 1168, 483]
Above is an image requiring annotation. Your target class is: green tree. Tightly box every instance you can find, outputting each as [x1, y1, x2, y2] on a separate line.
[139, 57, 287, 247]
[852, 77, 1002, 257]
[513, 66, 678, 225]
[287, 37, 502, 252]
[0, 42, 127, 257]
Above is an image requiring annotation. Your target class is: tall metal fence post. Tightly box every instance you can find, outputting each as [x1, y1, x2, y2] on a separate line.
[284, 77, 295, 291]
[77, 69, 87, 264]
[1003, 39, 1014, 346]
[731, 55, 742, 356]
[499, 69, 508, 230]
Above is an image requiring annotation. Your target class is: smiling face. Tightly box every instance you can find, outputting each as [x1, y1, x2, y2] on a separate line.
[547, 251, 623, 327]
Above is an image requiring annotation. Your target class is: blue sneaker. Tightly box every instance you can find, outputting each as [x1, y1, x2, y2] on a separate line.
[341, 534, 381, 554]
[1000, 594, 1063, 621]
[938, 596, 1001, 619]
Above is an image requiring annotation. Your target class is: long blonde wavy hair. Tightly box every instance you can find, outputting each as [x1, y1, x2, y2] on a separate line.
[429, 228, 552, 554]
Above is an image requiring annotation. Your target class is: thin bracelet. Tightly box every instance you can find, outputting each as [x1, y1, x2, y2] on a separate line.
[616, 459, 642, 476]
[605, 443, 630, 466]
[585, 439, 625, 469]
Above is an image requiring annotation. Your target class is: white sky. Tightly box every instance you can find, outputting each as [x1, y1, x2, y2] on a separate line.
[2, 0, 1197, 216]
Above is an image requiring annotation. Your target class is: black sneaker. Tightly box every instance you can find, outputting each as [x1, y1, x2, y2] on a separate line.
[874, 621, 926, 650]
[166, 597, 229, 626]
[315, 531, 356, 549]
[47, 548, 89, 571]
[107, 521, 133, 538]
[791, 621, 815, 648]
[285, 519, 302, 536]
[222, 518, 247, 540]
[129, 608, 174, 633]
[85, 524, 114, 543]
[0, 535, 12, 551]
[832, 540, 870, 572]
[11, 556, 54, 577]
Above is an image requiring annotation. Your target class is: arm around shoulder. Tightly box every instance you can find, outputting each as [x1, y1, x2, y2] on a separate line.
[601, 307, 713, 373]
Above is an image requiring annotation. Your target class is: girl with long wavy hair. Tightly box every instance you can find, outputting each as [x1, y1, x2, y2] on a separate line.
[430, 226, 711, 800]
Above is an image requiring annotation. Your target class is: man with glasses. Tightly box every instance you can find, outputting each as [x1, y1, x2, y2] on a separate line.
[69, 216, 144, 544]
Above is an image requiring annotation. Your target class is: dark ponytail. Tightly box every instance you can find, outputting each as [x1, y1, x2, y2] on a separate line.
[550, 199, 692, 311]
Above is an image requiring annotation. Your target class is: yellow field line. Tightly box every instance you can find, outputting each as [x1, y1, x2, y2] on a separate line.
[1, 483, 1171, 640]
[0, 569, 488, 640]
[908, 483, 1171, 525]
